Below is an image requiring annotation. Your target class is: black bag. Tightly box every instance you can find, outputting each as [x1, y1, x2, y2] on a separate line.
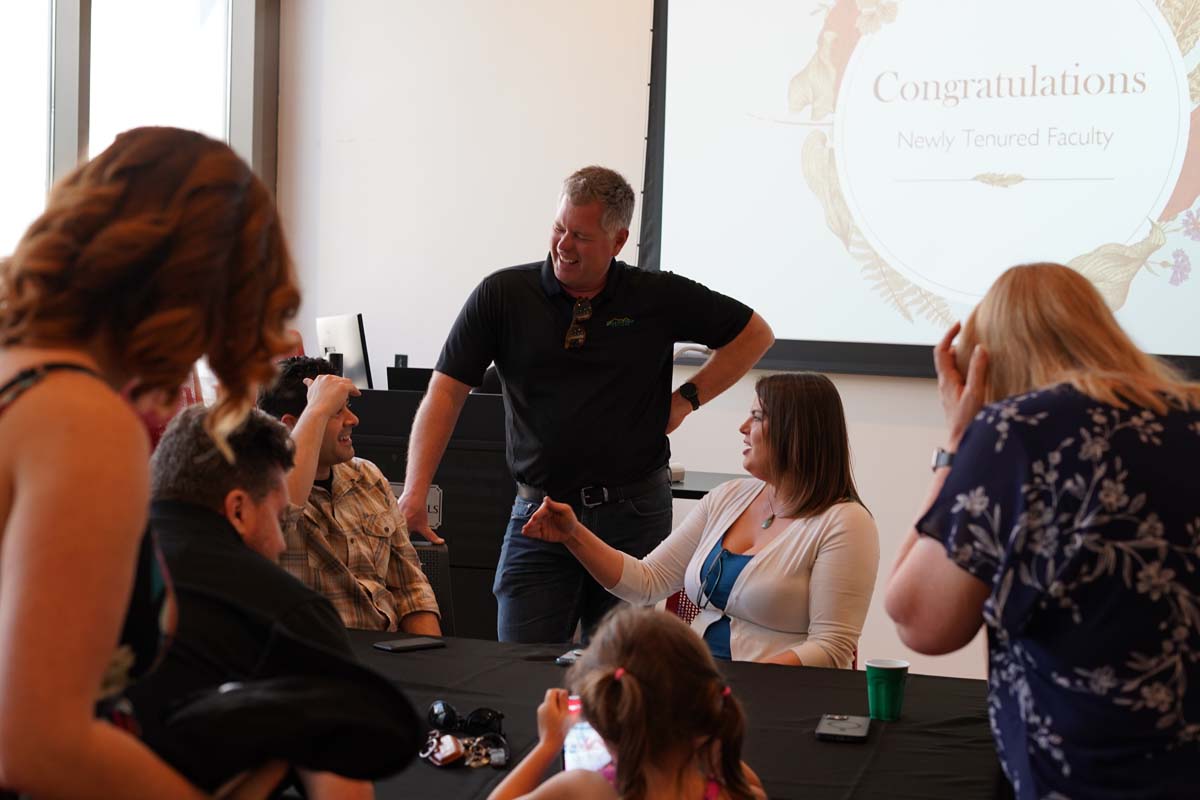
[163, 627, 422, 789]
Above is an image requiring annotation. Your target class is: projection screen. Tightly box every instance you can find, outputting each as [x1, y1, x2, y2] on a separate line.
[641, 0, 1200, 376]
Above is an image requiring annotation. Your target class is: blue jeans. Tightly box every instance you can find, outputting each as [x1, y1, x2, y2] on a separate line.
[493, 480, 673, 644]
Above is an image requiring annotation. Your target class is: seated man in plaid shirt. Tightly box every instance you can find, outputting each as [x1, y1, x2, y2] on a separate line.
[259, 357, 441, 634]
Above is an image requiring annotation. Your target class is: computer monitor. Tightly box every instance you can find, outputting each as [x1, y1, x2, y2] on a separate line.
[315, 313, 373, 389]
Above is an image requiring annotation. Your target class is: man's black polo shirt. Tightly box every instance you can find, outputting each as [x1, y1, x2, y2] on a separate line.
[125, 500, 352, 788]
[435, 256, 752, 496]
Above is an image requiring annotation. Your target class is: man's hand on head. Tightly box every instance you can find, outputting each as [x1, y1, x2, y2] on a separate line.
[302, 374, 361, 418]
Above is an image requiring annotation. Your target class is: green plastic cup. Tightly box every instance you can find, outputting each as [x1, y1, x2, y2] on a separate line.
[866, 658, 910, 721]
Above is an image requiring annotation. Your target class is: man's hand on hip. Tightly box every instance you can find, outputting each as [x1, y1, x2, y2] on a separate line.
[398, 490, 445, 544]
[666, 390, 693, 434]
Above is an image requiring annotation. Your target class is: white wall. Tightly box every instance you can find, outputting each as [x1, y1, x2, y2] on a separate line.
[278, 0, 985, 679]
[278, 0, 654, 370]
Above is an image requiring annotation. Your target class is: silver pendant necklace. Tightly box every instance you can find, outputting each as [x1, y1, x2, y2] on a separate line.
[762, 488, 776, 530]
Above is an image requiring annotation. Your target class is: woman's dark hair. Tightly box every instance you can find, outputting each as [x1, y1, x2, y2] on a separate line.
[567, 607, 757, 800]
[0, 126, 301, 453]
[756, 372, 862, 518]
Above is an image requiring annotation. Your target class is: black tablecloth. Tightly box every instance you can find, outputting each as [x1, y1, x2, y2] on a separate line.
[350, 631, 1009, 800]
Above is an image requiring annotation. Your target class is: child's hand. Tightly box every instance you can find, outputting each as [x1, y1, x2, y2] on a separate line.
[535, 688, 574, 750]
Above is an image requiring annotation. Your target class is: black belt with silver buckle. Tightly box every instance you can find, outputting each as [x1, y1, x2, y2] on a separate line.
[516, 467, 670, 510]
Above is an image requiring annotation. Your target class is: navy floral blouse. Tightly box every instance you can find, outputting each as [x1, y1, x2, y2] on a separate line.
[918, 384, 1200, 799]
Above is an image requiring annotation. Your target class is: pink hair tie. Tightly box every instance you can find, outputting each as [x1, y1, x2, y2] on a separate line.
[722, 686, 732, 697]
[613, 667, 626, 681]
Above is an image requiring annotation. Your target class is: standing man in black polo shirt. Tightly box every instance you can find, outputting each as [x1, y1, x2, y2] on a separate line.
[399, 166, 774, 643]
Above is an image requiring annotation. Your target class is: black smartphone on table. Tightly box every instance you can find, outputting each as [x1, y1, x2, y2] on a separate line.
[814, 713, 870, 743]
[555, 648, 585, 666]
[372, 636, 446, 653]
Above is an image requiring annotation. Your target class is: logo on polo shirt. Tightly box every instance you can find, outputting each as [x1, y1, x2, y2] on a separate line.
[606, 317, 634, 327]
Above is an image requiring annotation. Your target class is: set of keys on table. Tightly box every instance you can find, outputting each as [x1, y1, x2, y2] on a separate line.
[420, 730, 510, 769]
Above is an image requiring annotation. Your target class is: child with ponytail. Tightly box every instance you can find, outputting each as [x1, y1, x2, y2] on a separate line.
[488, 606, 766, 800]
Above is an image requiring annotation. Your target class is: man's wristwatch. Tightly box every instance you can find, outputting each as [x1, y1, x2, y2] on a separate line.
[678, 382, 701, 411]
[931, 447, 955, 472]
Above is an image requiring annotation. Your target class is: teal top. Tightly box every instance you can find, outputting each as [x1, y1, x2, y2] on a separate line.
[696, 538, 753, 660]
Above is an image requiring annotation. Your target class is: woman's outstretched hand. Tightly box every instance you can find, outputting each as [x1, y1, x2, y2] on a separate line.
[521, 497, 581, 544]
[934, 321, 989, 450]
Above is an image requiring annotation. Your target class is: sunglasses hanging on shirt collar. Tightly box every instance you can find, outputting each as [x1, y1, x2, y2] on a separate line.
[564, 297, 593, 350]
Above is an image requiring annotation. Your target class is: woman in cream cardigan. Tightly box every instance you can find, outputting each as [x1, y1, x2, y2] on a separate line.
[522, 373, 879, 667]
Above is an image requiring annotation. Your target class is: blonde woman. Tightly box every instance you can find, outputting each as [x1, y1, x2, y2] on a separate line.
[886, 263, 1200, 799]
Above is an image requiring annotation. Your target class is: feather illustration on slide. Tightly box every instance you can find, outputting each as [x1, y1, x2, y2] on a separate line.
[801, 131, 853, 246]
[788, 0, 954, 327]
[855, 0, 898, 35]
[786, 0, 871, 120]
[1067, 222, 1167, 310]
[800, 130, 953, 326]
[856, 246, 955, 326]
[788, 31, 839, 120]
[1158, 0, 1200, 57]
[1156, 1, 1200, 220]
[973, 173, 1025, 188]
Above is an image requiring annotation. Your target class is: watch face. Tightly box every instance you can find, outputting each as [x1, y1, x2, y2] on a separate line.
[931, 448, 954, 470]
[680, 383, 700, 408]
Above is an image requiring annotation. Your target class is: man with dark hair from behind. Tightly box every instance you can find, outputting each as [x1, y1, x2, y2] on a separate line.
[124, 406, 372, 799]
[258, 356, 441, 635]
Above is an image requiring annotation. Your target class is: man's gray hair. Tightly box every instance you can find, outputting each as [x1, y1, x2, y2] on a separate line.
[561, 166, 635, 235]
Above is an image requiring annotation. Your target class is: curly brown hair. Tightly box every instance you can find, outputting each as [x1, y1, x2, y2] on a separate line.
[0, 126, 301, 453]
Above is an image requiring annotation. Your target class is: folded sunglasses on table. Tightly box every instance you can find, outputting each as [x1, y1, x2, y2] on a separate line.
[422, 700, 510, 768]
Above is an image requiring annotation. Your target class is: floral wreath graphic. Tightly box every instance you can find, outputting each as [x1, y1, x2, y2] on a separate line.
[790, 0, 1199, 323]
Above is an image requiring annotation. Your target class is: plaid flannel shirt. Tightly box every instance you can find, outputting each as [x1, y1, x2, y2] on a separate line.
[280, 458, 439, 630]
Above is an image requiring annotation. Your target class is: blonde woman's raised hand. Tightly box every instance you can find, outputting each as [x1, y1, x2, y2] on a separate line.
[521, 497, 580, 544]
[933, 322, 989, 449]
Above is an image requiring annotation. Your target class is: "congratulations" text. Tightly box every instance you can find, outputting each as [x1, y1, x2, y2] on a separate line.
[875, 64, 1147, 108]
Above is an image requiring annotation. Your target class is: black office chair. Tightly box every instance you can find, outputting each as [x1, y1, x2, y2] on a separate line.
[412, 541, 456, 636]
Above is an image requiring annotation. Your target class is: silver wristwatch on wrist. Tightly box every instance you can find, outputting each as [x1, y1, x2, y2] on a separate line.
[931, 447, 955, 472]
